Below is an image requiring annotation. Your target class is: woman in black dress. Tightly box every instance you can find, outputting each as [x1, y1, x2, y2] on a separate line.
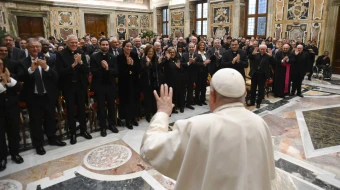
[117, 40, 140, 129]
[163, 47, 185, 113]
[140, 45, 163, 122]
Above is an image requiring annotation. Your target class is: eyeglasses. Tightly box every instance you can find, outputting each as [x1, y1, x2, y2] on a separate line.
[28, 46, 41, 49]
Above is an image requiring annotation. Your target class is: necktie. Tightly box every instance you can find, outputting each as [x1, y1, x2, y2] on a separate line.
[115, 49, 118, 55]
[8, 51, 12, 59]
[34, 67, 44, 95]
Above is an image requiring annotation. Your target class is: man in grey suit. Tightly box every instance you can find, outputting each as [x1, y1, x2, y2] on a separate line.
[3, 34, 26, 61]
[206, 39, 226, 76]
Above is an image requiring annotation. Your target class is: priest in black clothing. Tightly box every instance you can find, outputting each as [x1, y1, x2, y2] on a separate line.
[248, 44, 273, 108]
[90, 38, 119, 137]
[273, 44, 295, 98]
[220, 39, 248, 79]
[117, 40, 140, 129]
[56, 34, 92, 145]
[18, 38, 66, 155]
[291, 45, 308, 97]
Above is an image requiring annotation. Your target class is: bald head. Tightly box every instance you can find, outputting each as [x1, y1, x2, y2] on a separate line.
[283, 44, 290, 52]
[297, 45, 304, 52]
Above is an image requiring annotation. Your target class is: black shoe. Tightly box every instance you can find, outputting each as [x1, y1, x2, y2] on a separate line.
[36, 146, 46, 155]
[101, 128, 107, 137]
[180, 108, 184, 113]
[186, 105, 195, 110]
[247, 103, 255, 106]
[308, 78, 311, 81]
[80, 131, 92, 139]
[201, 102, 207, 105]
[0, 158, 7, 172]
[70, 134, 77, 145]
[108, 125, 119, 133]
[196, 102, 202, 106]
[49, 139, 66, 146]
[290, 93, 295, 96]
[126, 121, 133, 130]
[297, 94, 304, 98]
[256, 104, 261, 109]
[172, 109, 178, 113]
[11, 155, 24, 164]
[132, 120, 139, 126]
[146, 115, 151, 123]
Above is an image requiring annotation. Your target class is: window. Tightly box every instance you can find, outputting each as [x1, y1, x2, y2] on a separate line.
[195, 2, 208, 36]
[245, 0, 267, 37]
[162, 8, 169, 36]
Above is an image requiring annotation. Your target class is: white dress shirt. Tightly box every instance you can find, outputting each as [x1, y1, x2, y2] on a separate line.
[27, 56, 49, 94]
[0, 77, 17, 94]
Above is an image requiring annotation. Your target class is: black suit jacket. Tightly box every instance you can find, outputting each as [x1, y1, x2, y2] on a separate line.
[56, 48, 89, 91]
[248, 53, 273, 79]
[220, 49, 248, 78]
[3, 57, 20, 76]
[109, 48, 122, 56]
[291, 51, 308, 77]
[0, 73, 21, 115]
[90, 52, 119, 92]
[18, 56, 59, 102]
[10, 47, 26, 61]
[180, 52, 202, 81]
[206, 47, 227, 75]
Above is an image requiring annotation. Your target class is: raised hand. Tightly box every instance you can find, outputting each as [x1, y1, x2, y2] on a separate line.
[37, 58, 48, 70]
[101, 60, 109, 70]
[74, 53, 82, 63]
[165, 52, 171, 60]
[31, 58, 39, 71]
[153, 84, 174, 116]
[267, 48, 273, 57]
[253, 47, 259, 54]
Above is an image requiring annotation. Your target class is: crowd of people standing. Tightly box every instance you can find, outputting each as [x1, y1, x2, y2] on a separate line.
[0, 31, 330, 172]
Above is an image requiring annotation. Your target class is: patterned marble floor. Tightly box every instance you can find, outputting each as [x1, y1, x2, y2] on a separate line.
[1, 77, 340, 190]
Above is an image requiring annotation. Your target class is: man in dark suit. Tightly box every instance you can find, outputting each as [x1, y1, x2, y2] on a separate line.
[206, 39, 226, 76]
[291, 45, 308, 97]
[220, 39, 248, 79]
[181, 42, 202, 110]
[0, 57, 24, 171]
[87, 37, 100, 55]
[109, 37, 122, 56]
[56, 34, 92, 145]
[131, 37, 143, 59]
[41, 40, 56, 63]
[248, 44, 273, 108]
[90, 39, 119, 137]
[18, 38, 66, 155]
[3, 34, 26, 61]
[304, 40, 319, 80]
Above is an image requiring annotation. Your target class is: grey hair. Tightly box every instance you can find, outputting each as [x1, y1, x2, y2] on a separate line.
[154, 42, 161, 46]
[259, 44, 267, 49]
[110, 37, 118, 42]
[213, 39, 221, 43]
[66, 34, 78, 41]
[27, 38, 41, 46]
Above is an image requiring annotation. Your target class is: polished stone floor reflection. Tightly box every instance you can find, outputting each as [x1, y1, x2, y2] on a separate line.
[40, 173, 154, 190]
[1, 77, 340, 190]
[303, 107, 340, 149]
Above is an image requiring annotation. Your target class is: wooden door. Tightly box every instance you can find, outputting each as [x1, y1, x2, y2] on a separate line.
[84, 14, 107, 39]
[17, 16, 44, 40]
[333, 10, 340, 74]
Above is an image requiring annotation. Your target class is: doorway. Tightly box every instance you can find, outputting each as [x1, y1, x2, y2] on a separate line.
[333, 9, 340, 74]
[17, 16, 44, 39]
[84, 14, 108, 39]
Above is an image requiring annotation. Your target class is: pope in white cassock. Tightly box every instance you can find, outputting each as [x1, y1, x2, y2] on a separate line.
[140, 68, 275, 190]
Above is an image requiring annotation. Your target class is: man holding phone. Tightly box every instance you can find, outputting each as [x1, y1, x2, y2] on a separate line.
[18, 38, 66, 155]
[305, 40, 318, 80]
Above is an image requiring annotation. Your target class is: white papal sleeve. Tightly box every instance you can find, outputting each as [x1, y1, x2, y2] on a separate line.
[140, 112, 192, 180]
